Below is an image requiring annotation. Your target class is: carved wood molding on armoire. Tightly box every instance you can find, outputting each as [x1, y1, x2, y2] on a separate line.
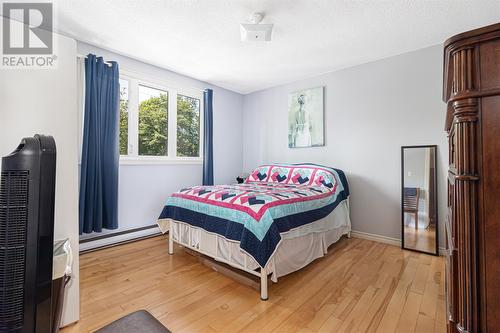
[443, 23, 500, 333]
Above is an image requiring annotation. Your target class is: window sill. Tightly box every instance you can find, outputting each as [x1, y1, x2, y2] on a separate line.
[119, 156, 203, 166]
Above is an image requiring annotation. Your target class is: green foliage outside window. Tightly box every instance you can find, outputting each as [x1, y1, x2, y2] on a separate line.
[119, 87, 128, 155]
[177, 95, 200, 157]
[138, 93, 169, 156]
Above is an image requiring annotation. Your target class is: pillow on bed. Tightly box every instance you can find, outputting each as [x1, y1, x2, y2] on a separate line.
[268, 165, 293, 183]
[246, 163, 337, 189]
[288, 167, 314, 185]
[246, 165, 294, 184]
[311, 169, 336, 189]
[246, 165, 272, 183]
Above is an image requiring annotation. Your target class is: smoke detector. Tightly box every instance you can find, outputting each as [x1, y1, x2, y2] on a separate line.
[240, 12, 273, 42]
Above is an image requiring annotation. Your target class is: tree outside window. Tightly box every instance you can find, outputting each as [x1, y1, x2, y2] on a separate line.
[177, 95, 200, 157]
[138, 85, 168, 156]
[119, 79, 129, 155]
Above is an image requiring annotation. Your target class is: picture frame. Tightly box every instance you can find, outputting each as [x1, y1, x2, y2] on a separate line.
[288, 86, 324, 148]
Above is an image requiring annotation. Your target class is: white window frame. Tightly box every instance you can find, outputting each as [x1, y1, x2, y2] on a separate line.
[119, 70, 204, 165]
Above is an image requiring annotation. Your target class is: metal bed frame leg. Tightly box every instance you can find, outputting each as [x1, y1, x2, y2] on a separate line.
[260, 267, 268, 301]
[168, 222, 174, 255]
[169, 220, 269, 300]
[347, 231, 351, 239]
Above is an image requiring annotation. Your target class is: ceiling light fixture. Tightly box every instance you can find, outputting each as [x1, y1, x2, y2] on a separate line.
[240, 12, 273, 42]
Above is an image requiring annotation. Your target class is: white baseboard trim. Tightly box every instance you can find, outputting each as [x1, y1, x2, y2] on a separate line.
[350, 230, 446, 256]
[350, 230, 401, 247]
[79, 226, 161, 252]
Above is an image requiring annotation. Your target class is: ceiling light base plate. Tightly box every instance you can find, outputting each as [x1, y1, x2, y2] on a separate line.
[240, 23, 273, 42]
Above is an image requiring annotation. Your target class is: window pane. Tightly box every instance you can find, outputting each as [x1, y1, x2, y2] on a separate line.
[119, 79, 129, 155]
[177, 94, 200, 157]
[138, 85, 168, 156]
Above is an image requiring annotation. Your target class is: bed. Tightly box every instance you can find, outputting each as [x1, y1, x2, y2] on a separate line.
[157, 163, 351, 300]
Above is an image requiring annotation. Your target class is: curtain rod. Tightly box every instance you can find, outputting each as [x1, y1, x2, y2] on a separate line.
[77, 53, 113, 67]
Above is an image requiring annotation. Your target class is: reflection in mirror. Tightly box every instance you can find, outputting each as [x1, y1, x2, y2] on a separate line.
[402, 146, 438, 255]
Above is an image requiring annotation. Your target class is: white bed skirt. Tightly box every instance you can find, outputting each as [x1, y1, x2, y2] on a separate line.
[160, 199, 351, 282]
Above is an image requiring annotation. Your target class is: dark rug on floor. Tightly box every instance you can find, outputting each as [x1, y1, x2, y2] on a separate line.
[95, 310, 171, 333]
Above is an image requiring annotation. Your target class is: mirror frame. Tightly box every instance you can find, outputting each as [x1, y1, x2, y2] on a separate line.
[401, 145, 439, 256]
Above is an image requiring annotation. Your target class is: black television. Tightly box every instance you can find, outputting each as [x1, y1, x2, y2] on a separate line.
[0, 135, 57, 333]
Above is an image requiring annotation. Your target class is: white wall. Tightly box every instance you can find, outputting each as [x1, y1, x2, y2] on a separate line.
[77, 43, 244, 238]
[242, 45, 447, 247]
[0, 32, 80, 325]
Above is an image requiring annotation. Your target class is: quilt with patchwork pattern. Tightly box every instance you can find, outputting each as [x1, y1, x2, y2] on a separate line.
[158, 163, 349, 267]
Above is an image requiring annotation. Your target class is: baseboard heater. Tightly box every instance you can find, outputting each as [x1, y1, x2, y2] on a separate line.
[79, 225, 160, 252]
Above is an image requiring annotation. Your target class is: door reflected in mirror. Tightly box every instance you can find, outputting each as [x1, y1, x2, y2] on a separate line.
[401, 146, 438, 255]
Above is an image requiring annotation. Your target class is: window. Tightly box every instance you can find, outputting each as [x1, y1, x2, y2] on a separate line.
[118, 74, 203, 164]
[177, 94, 200, 157]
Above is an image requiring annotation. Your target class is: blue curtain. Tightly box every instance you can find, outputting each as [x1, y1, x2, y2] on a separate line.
[203, 89, 214, 186]
[79, 54, 120, 234]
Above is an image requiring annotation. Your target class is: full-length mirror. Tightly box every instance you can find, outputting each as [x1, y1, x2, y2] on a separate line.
[401, 145, 438, 255]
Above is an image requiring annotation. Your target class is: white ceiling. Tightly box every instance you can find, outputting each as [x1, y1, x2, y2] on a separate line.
[54, 0, 500, 94]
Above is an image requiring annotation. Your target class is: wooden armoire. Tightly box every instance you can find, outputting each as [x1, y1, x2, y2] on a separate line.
[443, 23, 500, 333]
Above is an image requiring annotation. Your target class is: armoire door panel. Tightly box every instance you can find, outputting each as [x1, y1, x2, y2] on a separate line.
[480, 95, 500, 331]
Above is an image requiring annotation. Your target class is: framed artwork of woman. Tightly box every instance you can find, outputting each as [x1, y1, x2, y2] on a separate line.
[288, 86, 324, 148]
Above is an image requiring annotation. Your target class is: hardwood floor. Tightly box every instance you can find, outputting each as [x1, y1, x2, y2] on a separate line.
[61, 236, 446, 333]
